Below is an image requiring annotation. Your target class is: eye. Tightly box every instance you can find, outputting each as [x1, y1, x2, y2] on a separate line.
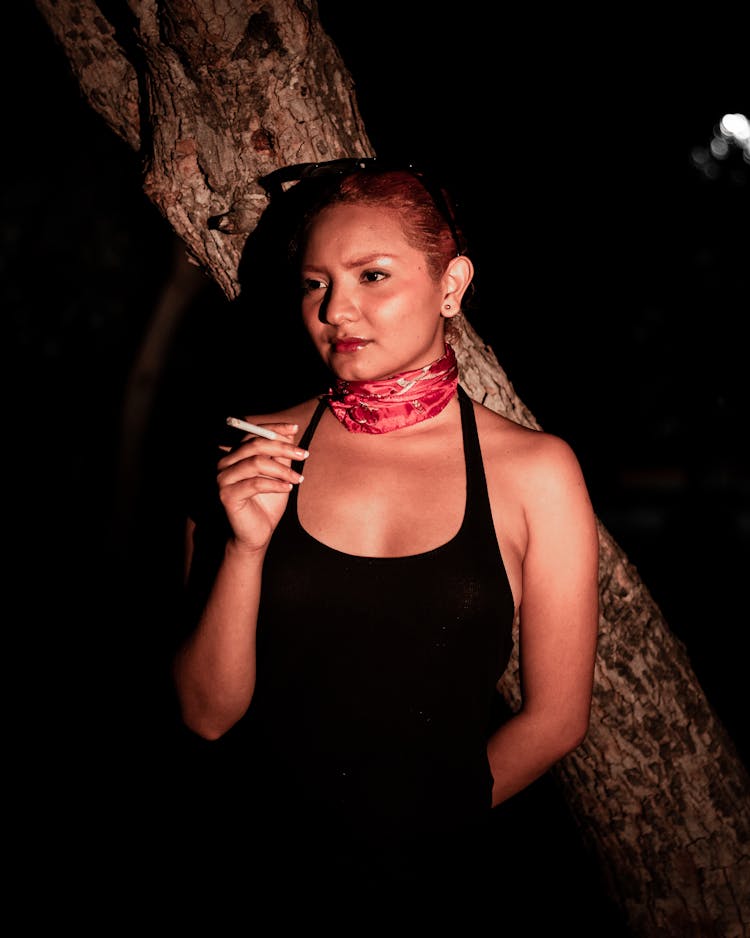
[362, 270, 388, 283]
[301, 277, 327, 294]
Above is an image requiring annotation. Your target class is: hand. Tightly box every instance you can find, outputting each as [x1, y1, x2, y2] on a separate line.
[216, 423, 308, 552]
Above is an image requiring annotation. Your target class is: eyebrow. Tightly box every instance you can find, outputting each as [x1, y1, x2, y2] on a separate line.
[302, 252, 398, 271]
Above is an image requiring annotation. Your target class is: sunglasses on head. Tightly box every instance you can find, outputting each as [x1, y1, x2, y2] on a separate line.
[258, 157, 464, 256]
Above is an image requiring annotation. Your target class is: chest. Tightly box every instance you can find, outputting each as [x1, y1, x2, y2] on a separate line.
[297, 424, 466, 557]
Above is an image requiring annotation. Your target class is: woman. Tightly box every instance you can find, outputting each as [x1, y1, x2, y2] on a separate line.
[172, 162, 600, 911]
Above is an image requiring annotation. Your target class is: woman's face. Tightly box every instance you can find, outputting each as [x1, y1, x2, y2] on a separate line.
[299, 202, 448, 382]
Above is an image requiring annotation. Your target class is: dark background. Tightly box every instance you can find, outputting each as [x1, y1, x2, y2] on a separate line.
[6, 2, 748, 925]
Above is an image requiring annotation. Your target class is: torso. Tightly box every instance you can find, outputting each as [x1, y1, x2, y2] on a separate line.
[186, 387, 589, 890]
[241, 384, 517, 849]
[277, 390, 533, 613]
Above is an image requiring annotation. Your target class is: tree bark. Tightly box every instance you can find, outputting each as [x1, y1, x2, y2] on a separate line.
[458, 315, 750, 938]
[37, 0, 372, 298]
[34, 2, 750, 935]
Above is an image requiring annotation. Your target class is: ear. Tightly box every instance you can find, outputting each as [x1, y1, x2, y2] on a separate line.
[440, 255, 474, 317]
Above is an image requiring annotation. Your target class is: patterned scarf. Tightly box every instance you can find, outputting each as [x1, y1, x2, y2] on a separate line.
[327, 343, 459, 434]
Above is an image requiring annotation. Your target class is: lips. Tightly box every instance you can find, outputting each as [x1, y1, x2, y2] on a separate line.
[333, 337, 371, 353]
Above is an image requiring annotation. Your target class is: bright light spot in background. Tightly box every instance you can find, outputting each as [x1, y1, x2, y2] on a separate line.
[691, 112, 750, 177]
[720, 113, 750, 147]
[719, 112, 750, 162]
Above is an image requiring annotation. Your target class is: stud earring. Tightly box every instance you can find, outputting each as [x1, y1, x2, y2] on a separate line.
[444, 304, 451, 311]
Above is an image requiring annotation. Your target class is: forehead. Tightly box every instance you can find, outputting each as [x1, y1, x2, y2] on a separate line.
[304, 202, 410, 248]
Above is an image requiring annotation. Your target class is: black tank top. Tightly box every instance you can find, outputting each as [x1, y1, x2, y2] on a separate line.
[235, 384, 515, 854]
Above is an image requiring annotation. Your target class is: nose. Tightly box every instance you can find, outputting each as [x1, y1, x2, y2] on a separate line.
[321, 282, 359, 325]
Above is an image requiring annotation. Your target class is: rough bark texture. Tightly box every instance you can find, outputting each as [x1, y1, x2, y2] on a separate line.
[37, 0, 373, 299]
[34, 2, 750, 935]
[458, 315, 750, 936]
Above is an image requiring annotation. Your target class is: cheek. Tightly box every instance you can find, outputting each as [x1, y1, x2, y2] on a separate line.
[300, 301, 320, 333]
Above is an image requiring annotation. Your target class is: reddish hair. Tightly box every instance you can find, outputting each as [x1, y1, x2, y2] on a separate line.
[296, 169, 461, 281]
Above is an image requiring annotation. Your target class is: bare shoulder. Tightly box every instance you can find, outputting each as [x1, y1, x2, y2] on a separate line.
[472, 399, 589, 494]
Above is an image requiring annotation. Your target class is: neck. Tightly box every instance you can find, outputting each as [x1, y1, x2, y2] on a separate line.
[327, 343, 459, 434]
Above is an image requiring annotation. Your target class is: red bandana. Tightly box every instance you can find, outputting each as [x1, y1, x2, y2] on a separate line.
[327, 343, 459, 434]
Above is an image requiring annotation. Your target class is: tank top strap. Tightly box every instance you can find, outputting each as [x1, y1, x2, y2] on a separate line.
[288, 397, 328, 511]
[289, 394, 328, 494]
[297, 396, 328, 455]
[456, 384, 494, 533]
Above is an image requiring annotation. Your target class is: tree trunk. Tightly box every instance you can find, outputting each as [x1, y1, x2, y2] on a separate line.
[34, 2, 750, 934]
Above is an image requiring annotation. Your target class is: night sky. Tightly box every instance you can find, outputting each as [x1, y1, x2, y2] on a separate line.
[7, 0, 748, 860]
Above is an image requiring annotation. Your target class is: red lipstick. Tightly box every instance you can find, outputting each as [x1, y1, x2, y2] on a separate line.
[333, 337, 371, 353]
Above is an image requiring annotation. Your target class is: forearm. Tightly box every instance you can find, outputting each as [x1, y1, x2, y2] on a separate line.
[487, 708, 588, 807]
[173, 539, 266, 739]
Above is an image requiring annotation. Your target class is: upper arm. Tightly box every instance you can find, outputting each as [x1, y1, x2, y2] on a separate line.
[517, 435, 600, 732]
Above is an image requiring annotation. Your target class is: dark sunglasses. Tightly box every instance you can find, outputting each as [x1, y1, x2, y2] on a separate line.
[258, 157, 464, 256]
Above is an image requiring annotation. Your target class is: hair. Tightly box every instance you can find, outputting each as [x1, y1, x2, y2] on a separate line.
[291, 169, 463, 282]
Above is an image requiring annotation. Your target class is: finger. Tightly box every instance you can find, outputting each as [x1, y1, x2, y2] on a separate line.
[218, 440, 309, 471]
[219, 476, 296, 503]
[218, 455, 305, 487]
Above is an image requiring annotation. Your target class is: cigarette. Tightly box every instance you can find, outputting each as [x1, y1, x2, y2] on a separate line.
[226, 417, 280, 441]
